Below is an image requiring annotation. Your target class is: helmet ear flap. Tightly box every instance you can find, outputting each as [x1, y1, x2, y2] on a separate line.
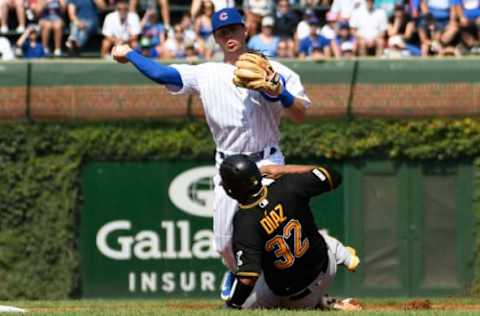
[220, 179, 237, 199]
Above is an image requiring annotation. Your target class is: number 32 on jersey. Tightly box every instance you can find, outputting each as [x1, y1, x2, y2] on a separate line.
[265, 218, 310, 270]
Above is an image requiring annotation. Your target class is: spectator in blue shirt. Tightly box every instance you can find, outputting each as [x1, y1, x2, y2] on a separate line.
[298, 15, 332, 59]
[453, 0, 480, 22]
[66, 0, 106, 56]
[140, 9, 165, 48]
[453, 0, 480, 51]
[247, 16, 280, 57]
[135, 36, 160, 58]
[16, 25, 45, 58]
[418, 0, 458, 55]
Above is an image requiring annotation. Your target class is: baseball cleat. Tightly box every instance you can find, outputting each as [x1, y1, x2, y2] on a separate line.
[332, 298, 363, 311]
[220, 271, 235, 301]
[345, 246, 360, 272]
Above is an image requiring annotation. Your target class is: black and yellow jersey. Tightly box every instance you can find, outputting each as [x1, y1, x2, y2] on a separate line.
[232, 166, 341, 296]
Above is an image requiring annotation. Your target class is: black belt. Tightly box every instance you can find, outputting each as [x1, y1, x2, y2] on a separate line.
[217, 147, 277, 162]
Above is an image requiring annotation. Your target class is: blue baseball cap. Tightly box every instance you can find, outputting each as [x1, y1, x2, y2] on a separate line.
[211, 8, 245, 32]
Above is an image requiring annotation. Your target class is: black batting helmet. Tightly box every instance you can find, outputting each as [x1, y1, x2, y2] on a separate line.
[219, 154, 262, 203]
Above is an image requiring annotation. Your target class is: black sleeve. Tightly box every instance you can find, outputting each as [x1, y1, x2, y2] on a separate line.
[282, 166, 342, 199]
[232, 213, 263, 278]
[225, 278, 256, 309]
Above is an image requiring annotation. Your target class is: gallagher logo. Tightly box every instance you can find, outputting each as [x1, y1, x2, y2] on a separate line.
[168, 166, 216, 218]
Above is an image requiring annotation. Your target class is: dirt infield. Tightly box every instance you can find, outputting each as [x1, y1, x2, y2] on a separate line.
[349, 299, 480, 312]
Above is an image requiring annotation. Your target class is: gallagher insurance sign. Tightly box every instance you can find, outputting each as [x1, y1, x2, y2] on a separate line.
[80, 162, 228, 298]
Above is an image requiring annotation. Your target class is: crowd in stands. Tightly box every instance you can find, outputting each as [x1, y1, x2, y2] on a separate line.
[1, 0, 480, 61]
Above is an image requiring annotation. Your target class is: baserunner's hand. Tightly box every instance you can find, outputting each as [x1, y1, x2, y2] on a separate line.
[260, 164, 285, 180]
[112, 44, 133, 64]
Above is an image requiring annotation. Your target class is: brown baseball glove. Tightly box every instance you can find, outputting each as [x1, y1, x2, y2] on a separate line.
[232, 52, 283, 96]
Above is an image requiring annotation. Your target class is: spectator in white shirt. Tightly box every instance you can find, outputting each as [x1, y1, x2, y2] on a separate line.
[243, 0, 274, 36]
[320, 10, 338, 41]
[330, 0, 367, 22]
[101, 0, 141, 58]
[295, 8, 317, 42]
[0, 35, 14, 59]
[350, 0, 388, 55]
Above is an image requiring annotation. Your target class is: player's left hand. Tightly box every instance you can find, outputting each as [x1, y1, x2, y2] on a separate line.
[233, 52, 283, 97]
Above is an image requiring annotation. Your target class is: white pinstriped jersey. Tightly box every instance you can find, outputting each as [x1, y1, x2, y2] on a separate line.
[169, 61, 311, 153]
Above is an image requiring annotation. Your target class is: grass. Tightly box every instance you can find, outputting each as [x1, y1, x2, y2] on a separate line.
[1, 297, 480, 316]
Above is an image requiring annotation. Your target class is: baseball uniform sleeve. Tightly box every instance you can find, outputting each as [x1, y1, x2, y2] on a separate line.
[271, 61, 311, 108]
[168, 64, 200, 95]
[232, 214, 263, 277]
[126, 51, 183, 87]
[283, 167, 342, 199]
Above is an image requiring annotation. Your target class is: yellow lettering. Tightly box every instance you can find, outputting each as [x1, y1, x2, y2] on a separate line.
[274, 204, 287, 222]
[260, 217, 276, 234]
[260, 204, 288, 234]
[269, 210, 285, 227]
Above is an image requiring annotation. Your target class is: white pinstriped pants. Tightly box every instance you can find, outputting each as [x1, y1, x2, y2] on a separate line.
[212, 148, 285, 271]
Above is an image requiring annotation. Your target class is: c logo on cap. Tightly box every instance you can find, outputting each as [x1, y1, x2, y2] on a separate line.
[219, 12, 228, 21]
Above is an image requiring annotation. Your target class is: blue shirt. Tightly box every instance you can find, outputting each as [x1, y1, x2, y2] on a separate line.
[425, 0, 454, 20]
[42, 0, 62, 18]
[135, 46, 160, 58]
[22, 41, 45, 58]
[247, 35, 280, 57]
[452, 0, 480, 20]
[142, 23, 165, 47]
[298, 35, 330, 56]
[67, 0, 99, 22]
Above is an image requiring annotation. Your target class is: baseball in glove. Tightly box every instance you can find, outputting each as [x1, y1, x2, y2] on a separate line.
[232, 52, 283, 96]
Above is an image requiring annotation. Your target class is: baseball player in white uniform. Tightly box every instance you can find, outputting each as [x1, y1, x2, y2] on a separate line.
[112, 7, 310, 299]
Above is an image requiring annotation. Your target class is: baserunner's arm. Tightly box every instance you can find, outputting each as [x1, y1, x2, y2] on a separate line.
[225, 276, 258, 309]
